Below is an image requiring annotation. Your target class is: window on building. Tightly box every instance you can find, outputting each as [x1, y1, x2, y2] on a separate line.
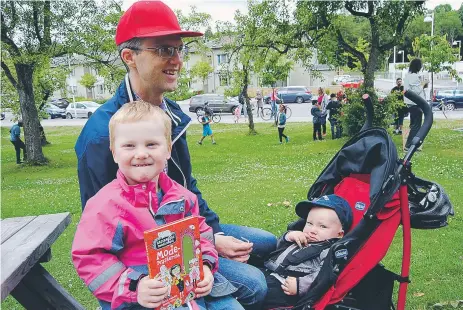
[97, 85, 104, 94]
[217, 54, 228, 65]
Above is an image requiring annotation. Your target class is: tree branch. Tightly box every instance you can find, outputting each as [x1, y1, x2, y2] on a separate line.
[1, 13, 21, 56]
[32, 2, 43, 45]
[1, 61, 18, 89]
[344, 2, 371, 18]
[43, 1, 51, 46]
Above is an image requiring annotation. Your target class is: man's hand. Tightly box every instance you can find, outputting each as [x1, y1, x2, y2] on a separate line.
[286, 231, 309, 248]
[137, 277, 169, 308]
[195, 265, 214, 298]
[215, 234, 253, 263]
[281, 276, 297, 296]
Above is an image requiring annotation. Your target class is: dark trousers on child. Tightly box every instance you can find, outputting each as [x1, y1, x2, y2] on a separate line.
[330, 119, 341, 139]
[261, 269, 299, 309]
[278, 127, 288, 143]
[313, 123, 322, 141]
[11, 139, 26, 163]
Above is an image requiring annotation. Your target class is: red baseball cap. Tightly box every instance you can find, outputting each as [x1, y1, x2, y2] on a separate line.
[115, 0, 203, 45]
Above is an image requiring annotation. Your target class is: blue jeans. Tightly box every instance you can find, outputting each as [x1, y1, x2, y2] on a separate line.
[330, 119, 341, 139]
[218, 224, 277, 309]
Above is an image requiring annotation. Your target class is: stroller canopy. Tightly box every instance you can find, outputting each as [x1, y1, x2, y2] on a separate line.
[307, 127, 401, 218]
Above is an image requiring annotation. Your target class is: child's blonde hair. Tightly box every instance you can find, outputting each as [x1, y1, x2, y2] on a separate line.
[109, 101, 172, 151]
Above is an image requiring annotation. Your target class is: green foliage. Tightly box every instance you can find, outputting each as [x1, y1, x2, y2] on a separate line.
[166, 68, 195, 101]
[258, 53, 293, 87]
[412, 34, 461, 81]
[340, 88, 396, 136]
[189, 60, 213, 85]
[79, 73, 97, 89]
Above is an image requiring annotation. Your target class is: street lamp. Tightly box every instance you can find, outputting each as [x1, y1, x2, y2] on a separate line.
[398, 50, 404, 63]
[424, 11, 434, 101]
[453, 40, 462, 60]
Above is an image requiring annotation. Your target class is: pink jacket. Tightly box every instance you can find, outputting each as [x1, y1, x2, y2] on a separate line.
[72, 170, 218, 310]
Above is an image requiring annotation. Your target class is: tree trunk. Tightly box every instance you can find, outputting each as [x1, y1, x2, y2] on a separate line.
[241, 66, 256, 134]
[15, 63, 47, 164]
[363, 47, 380, 89]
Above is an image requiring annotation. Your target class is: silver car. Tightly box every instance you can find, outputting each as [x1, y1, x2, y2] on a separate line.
[188, 94, 239, 114]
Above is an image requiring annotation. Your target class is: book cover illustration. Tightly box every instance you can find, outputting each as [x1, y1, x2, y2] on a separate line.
[144, 216, 204, 309]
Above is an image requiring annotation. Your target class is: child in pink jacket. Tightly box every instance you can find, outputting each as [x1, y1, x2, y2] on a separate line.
[72, 101, 218, 310]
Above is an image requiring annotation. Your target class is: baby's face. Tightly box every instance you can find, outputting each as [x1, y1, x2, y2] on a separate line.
[303, 207, 343, 242]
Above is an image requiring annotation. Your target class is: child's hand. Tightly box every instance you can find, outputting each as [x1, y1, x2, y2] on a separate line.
[286, 231, 309, 248]
[137, 277, 169, 308]
[194, 265, 214, 298]
[281, 276, 297, 295]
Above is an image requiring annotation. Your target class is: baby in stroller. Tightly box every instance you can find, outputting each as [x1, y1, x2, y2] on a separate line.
[262, 195, 353, 309]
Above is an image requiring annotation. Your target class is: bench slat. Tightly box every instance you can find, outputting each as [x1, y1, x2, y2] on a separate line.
[1, 216, 37, 244]
[0, 212, 71, 301]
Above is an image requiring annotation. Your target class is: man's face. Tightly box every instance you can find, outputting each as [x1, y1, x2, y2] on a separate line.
[397, 79, 402, 87]
[130, 35, 184, 94]
[303, 207, 344, 242]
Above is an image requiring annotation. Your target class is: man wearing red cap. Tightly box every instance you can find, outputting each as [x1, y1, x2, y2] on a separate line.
[75, 1, 276, 309]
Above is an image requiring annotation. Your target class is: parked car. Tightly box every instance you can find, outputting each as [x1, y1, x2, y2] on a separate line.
[44, 103, 66, 119]
[433, 89, 463, 111]
[188, 94, 239, 114]
[66, 101, 100, 119]
[264, 86, 312, 104]
[341, 78, 364, 89]
[50, 98, 71, 109]
[333, 75, 351, 83]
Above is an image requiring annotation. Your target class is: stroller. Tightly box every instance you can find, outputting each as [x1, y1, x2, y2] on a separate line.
[270, 91, 454, 310]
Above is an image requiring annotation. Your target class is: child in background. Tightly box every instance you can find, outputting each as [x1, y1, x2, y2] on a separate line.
[311, 100, 323, 141]
[277, 104, 290, 144]
[262, 195, 353, 308]
[234, 105, 241, 123]
[72, 101, 218, 310]
[198, 112, 216, 145]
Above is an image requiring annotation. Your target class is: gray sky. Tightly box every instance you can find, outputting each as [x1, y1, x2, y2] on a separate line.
[122, 0, 462, 26]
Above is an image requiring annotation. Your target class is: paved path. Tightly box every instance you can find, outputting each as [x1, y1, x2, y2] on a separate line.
[2, 101, 462, 128]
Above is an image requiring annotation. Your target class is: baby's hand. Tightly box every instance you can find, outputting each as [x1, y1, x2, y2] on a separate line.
[137, 277, 169, 308]
[281, 276, 298, 296]
[286, 231, 309, 248]
[195, 265, 214, 298]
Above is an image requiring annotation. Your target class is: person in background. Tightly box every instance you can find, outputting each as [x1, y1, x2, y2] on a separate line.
[198, 112, 216, 145]
[311, 100, 323, 141]
[403, 58, 426, 151]
[9, 120, 26, 164]
[256, 89, 264, 118]
[326, 94, 342, 139]
[391, 78, 406, 135]
[277, 104, 290, 144]
[317, 88, 329, 137]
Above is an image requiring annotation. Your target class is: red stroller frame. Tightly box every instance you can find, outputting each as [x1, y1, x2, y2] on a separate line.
[274, 91, 434, 310]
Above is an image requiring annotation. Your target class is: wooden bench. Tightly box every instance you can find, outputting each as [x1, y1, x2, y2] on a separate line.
[1, 212, 84, 309]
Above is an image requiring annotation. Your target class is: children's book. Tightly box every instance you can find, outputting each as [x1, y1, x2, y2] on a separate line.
[144, 216, 204, 309]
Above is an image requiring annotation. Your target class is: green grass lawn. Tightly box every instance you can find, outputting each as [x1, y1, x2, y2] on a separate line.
[1, 120, 462, 309]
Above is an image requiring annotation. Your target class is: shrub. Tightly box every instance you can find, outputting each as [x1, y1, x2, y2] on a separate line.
[339, 87, 398, 137]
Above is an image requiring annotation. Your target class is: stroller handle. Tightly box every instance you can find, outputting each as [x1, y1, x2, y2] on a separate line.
[361, 94, 374, 131]
[404, 90, 433, 150]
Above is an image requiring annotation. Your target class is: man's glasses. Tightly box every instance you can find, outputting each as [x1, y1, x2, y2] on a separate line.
[131, 45, 187, 59]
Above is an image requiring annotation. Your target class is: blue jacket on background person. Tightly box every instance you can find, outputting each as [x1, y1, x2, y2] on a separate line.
[75, 76, 222, 234]
[311, 105, 323, 124]
[10, 123, 20, 141]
